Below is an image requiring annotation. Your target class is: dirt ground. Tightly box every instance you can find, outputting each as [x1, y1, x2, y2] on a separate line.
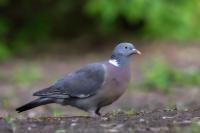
[1, 109, 200, 133]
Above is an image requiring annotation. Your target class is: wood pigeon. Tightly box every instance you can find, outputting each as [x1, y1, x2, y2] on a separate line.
[16, 42, 141, 117]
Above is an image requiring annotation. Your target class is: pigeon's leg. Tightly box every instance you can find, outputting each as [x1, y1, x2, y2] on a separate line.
[95, 108, 109, 120]
[88, 108, 101, 117]
[95, 107, 101, 116]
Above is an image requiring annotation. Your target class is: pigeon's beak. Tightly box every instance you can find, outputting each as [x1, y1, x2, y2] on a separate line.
[133, 49, 141, 55]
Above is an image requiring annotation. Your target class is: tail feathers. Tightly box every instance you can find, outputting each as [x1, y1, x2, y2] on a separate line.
[16, 98, 53, 113]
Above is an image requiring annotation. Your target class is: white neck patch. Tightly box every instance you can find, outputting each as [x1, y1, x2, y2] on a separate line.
[109, 59, 119, 67]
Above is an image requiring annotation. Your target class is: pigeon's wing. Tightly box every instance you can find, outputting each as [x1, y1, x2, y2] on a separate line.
[33, 63, 106, 99]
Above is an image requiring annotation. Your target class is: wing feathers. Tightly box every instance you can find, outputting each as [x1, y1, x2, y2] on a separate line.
[33, 63, 105, 99]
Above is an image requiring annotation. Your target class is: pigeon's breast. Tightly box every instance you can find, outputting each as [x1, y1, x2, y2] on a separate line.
[107, 63, 131, 90]
[94, 63, 131, 107]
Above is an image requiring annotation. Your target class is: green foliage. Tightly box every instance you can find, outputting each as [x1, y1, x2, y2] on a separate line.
[85, 0, 120, 32]
[0, 0, 9, 6]
[0, 43, 11, 60]
[0, 0, 199, 60]
[0, 0, 75, 60]
[0, 19, 9, 36]
[13, 64, 43, 87]
[173, 68, 200, 86]
[85, 0, 200, 40]
[143, 59, 174, 93]
[142, 59, 200, 93]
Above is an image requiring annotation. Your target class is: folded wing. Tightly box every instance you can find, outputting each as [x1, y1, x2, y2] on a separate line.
[33, 63, 105, 99]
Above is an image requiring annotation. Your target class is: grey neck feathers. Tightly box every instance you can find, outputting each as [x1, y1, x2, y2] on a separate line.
[110, 54, 129, 67]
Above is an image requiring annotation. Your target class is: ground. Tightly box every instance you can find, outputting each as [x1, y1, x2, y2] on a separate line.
[1, 109, 200, 133]
[0, 41, 200, 132]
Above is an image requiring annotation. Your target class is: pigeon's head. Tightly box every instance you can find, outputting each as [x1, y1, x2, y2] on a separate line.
[112, 42, 141, 57]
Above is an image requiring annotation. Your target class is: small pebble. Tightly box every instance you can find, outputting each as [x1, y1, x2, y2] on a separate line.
[105, 128, 118, 133]
[70, 123, 77, 127]
[100, 124, 113, 128]
[27, 126, 32, 131]
[139, 118, 145, 122]
[28, 112, 36, 118]
[101, 117, 109, 121]
[55, 129, 66, 133]
[71, 118, 79, 122]
[162, 116, 174, 119]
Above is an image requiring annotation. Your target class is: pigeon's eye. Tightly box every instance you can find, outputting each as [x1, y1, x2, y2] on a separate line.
[125, 46, 128, 49]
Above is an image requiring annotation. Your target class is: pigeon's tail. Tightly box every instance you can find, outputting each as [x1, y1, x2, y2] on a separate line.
[16, 98, 53, 113]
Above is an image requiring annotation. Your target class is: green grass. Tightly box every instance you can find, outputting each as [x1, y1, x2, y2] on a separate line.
[142, 58, 174, 93]
[124, 108, 137, 116]
[141, 58, 200, 93]
[0, 43, 11, 61]
[111, 108, 137, 117]
[52, 108, 62, 117]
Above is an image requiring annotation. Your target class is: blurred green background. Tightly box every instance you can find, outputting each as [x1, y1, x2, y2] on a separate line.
[0, 0, 200, 60]
[0, 0, 200, 117]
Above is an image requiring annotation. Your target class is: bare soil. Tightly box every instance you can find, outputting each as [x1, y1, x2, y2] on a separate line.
[1, 109, 200, 133]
